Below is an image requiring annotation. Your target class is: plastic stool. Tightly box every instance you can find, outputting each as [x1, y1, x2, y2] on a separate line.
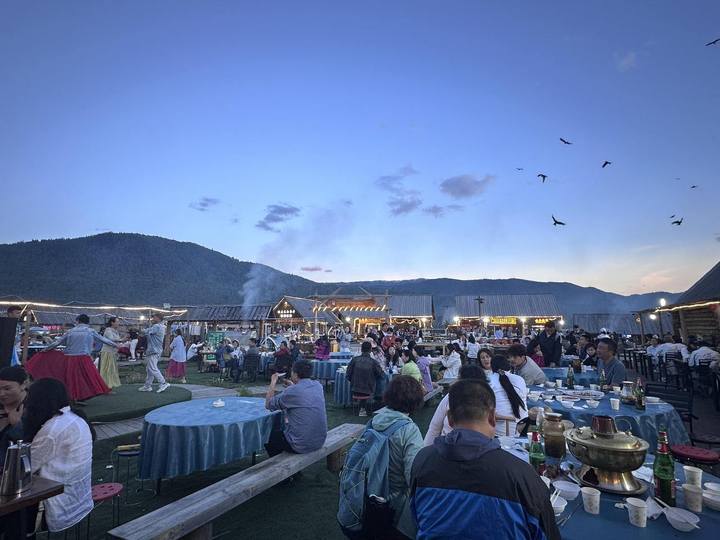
[671, 444, 720, 471]
[91, 483, 124, 527]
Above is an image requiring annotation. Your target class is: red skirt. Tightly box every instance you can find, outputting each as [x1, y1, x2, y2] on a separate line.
[166, 360, 186, 378]
[25, 350, 111, 401]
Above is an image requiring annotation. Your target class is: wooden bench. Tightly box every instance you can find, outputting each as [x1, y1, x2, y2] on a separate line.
[107, 423, 364, 540]
[423, 386, 443, 403]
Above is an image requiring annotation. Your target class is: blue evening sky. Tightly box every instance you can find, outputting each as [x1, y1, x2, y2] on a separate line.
[1, 1, 719, 294]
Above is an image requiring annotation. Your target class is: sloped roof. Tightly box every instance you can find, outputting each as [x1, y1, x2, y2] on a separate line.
[174, 305, 271, 322]
[31, 306, 158, 327]
[276, 296, 341, 324]
[572, 313, 670, 336]
[676, 260, 720, 305]
[379, 295, 433, 318]
[455, 294, 562, 318]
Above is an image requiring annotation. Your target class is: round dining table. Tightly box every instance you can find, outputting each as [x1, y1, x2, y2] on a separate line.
[528, 386, 689, 450]
[333, 369, 393, 406]
[312, 359, 350, 380]
[138, 397, 280, 480]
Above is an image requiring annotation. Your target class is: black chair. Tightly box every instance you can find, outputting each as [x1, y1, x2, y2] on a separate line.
[644, 382, 698, 435]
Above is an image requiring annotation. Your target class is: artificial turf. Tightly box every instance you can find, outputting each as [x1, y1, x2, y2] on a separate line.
[83, 384, 192, 423]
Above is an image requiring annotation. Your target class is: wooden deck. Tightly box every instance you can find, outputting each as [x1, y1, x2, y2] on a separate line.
[93, 384, 243, 441]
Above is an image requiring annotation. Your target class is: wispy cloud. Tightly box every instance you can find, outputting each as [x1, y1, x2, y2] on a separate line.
[189, 197, 220, 212]
[255, 203, 301, 233]
[616, 51, 637, 72]
[388, 191, 423, 216]
[300, 266, 324, 272]
[439, 174, 495, 199]
[375, 164, 419, 192]
[422, 204, 464, 218]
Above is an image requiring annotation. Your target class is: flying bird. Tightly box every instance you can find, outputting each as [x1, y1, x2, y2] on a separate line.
[538, 173, 548, 183]
[706, 38, 720, 46]
[516, 167, 524, 171]
[552, 215, 566, 226]
[690, 185, 698, 189]
[601, 161, 612, 168]
[671, 218, 684, 226]
[559, 138, 573, 145]
[669, 214, 676, 219]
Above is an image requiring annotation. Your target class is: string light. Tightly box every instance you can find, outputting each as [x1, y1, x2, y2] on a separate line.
[0, 299, 185, 314]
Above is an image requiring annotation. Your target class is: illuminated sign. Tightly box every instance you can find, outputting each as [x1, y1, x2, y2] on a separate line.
[533, 318, 559, 325]
[490, 317, 517, 325]
[276, 309, 296, 319]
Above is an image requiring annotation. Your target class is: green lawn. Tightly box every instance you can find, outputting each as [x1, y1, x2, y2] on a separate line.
[84, 385, 192, 423]
[87, 386, 439, 540]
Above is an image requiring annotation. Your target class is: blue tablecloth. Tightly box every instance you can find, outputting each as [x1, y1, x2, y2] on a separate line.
[562, 459, 720, 539]
[542, 368, 599, 386]
[330, 351, 354, 360]
[559, 356, 575, 367]
[333, 370, 393, 406]
[138, 397, 280, 480]
[528, 387, 689, 450]
[312, 359, 350, 380]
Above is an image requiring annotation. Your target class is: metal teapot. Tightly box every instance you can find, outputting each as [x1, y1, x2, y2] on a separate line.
[1, 440, 32, 496]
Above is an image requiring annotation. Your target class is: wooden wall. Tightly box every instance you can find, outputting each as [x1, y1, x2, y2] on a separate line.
[673, 305, 720, 344]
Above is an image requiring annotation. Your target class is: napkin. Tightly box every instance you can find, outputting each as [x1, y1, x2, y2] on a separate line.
[631, 466, 653, 483]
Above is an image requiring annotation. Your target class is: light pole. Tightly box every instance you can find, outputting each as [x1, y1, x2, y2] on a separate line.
[475, 297, 484, 332]
[657, 298, 666, 337]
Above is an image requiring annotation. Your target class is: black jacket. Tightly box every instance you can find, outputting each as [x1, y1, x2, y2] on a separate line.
[530, 332, 562, 366]
[346, 353, 384, 396]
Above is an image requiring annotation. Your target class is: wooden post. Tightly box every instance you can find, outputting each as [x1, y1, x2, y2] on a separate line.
[678, 310, 688, 343]
[326, 446, 347, 473]
[20, 305, 31, 364]
[181, 523, 212, 540]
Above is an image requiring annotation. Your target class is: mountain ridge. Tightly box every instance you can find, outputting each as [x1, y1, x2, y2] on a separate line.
[0, 233, 680, 318]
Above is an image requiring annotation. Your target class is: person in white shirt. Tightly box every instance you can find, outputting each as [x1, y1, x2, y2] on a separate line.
[656, 336, 690, 362]
[487, 354, 528, 436]
[688, 342, 720, 367]
[23, 378, 94, 533]
[645, 335, 661, 364]
[441, 343, 462, 379]
[167, 329, 187, 383]
[424, 364, 486, 445]
[466, 334, 480, 364]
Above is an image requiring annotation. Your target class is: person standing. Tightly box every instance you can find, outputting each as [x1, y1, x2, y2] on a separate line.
[529, 321, 562, 367]
[139, 314, 169, 393]
[128, 330, 139, 361]
[167, 329, 187, 383]
[346, 341, 384, 416]
[99, 317, 122, 390]
[33, 314, 114, 401]
[466, 334, 480, 364]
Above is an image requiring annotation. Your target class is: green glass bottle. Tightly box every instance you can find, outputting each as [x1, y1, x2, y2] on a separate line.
[653, 430, 676, 506]
[566, 367, 574, 389]
[599, 368, 607, 389]
[529, 430, 546, 475]
[634, 377, 645, 411]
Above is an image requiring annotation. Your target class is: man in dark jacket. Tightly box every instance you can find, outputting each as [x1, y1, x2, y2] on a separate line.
[346, 341, 384, 416]
[411, 378, 560, 540]
[530, 321, 563, 367]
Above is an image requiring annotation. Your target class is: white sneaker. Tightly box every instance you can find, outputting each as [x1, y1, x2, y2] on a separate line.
[157, 383, 170, 393]
[138, 386, 153, 392]
[358, 409, 367, 417]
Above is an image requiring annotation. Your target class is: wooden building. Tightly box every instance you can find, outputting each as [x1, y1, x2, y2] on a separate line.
[659, 260, 720, 345]
[453, 294, 563, 333]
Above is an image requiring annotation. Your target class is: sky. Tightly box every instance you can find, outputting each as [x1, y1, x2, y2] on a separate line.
[1, 1, 719, 295]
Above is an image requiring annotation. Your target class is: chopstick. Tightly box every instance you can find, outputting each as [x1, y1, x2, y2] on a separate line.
[653, 497, 701, 530]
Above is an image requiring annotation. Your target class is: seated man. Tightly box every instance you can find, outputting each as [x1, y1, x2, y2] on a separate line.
[265, 359, 327, 456]
[411, 379, 560, 539]
[508, 344, 547, 386]
[346, 341, 384, 416]
[688, 341, 720, 367]
[596, 338, 626, 387]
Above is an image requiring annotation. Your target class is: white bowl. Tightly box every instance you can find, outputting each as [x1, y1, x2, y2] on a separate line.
[665, 507, 700, 532]
[703, 491, 720, 511]
[545, 382, 556, 388]
[704, 482, 720, 496]
[552, 480, 580, 501]
[645, 396, 660, 404]
[561, 401, 574, 408]
[574, 385, 585, 390]
[552, 495, 568, 516]
[585, 399, 600, 408]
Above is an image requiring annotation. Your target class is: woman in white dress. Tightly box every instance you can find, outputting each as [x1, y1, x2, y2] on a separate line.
[167, 329, 187, 383]
[99, 317, 122, 389]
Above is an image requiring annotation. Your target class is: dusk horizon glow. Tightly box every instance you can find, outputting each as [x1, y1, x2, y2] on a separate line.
[2, 1, 719, 296]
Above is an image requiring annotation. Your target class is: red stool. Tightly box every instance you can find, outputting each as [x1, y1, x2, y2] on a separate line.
[671, 444, 720, 471]
[89, 482, 124, 535]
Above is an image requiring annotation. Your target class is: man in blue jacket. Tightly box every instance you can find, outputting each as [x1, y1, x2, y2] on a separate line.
[410, 379, 560, 540]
